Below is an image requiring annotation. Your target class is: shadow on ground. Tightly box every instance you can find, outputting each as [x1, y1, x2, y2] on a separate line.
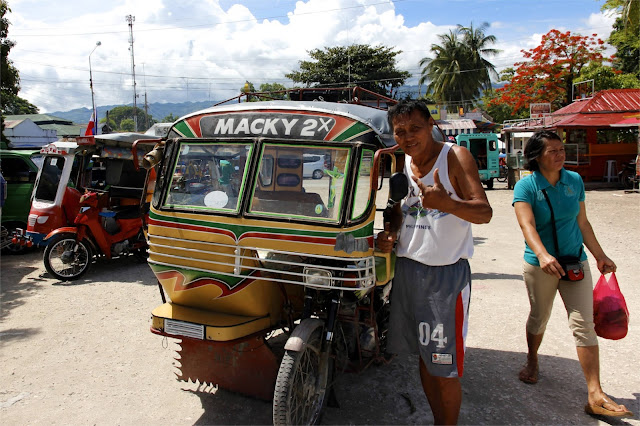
[185, 346, 638, 425]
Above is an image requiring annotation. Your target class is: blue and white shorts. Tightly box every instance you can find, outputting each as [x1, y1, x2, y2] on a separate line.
[387, 256, 471, 378]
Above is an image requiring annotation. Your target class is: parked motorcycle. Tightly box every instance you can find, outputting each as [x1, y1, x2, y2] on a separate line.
[43, 191, 147, 281]
[618, 158, 639, 190]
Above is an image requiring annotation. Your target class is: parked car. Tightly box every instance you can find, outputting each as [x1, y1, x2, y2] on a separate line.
[302, 154, 325, 179]
[0, 148, 44, 253]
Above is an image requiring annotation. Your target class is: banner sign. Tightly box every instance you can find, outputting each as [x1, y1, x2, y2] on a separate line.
[530, 103, 551, 118]
[199, 113, 336, 140]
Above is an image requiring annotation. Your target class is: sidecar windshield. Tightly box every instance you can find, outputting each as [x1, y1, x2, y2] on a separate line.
[247, 144, 351, 223]
[163, 142, 252, 212]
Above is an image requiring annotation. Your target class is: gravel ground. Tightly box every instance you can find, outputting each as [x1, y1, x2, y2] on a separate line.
[1, 180, 639, 425]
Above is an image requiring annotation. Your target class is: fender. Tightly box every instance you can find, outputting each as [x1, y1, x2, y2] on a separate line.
[43, 228, 99, 255]
[43, 227, 78, 242]
[283, 318, 324, 352]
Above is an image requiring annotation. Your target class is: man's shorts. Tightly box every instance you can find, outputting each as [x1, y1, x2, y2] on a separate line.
[387, 256, 471, 378]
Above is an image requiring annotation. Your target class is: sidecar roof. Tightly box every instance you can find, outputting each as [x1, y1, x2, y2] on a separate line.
[173, 101, 396, 147]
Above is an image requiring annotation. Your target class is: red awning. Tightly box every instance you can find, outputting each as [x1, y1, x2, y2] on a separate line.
[553, 112, 640, 128]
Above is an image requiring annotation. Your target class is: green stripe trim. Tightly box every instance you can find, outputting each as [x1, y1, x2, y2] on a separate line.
[150, 210, 372, 239]
[332, 122, 372, 141]
[173, 120, 196, 137]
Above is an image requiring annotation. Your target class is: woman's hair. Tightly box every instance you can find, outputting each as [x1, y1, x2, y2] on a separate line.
[387, 100, 431, 129]
[524, 130, 562, 171]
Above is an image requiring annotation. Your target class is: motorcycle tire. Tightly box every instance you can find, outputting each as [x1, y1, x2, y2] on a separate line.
[44, 235, 92, 281]
[620, 169, 635, 190]
[273, 322, 331, 426]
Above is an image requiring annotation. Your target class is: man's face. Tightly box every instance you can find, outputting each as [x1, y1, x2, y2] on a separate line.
[391, 110, 434, 157]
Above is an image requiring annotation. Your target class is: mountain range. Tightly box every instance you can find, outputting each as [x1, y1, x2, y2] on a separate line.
[50, 100, 218, 125]
[50, 84, 466, 125]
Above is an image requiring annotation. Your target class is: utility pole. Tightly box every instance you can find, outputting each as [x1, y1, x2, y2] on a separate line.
[126, 15, 138, 132]
[88, 41, 101, 135]
[144, 92, 149, 130]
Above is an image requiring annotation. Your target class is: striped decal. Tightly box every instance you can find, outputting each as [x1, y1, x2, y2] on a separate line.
[455, 282, 471, 377]
[153, 267, 260, 297]
[172, 120, 198, 138]
[148, 210, 374, 246]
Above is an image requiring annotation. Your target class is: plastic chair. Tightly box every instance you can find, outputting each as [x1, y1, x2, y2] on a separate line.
[603, 160, 618, 182]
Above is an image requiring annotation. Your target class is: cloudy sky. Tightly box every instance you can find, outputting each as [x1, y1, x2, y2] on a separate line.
[7, 0, 617, 115]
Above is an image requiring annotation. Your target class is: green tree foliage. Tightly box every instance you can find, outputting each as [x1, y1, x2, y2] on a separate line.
[3, 93, 38, 114]
[259, 82, 289, 100]
[602, 0, 639, 77]
[1, 0, 38, 142]
[286, 44, 410, 98]
[480, 68, 528, 124]
[104, 106, 155, 132]
[419, 22, 499, 106]
[120, 118, 135, 132]
[575, 62, 640, 91]
[161, 113, 179, 123]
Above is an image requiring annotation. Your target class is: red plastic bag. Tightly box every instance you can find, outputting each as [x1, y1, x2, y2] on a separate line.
[593, 273, 630, 340]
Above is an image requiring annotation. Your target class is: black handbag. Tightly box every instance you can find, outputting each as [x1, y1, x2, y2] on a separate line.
[541, 189, 584, 281]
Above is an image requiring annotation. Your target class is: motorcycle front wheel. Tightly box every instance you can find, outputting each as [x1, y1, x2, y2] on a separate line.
[273, 324, 331, 425]
[44, 236, 92, 281]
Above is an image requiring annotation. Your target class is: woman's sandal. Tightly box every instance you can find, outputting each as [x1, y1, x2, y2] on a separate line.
[585, 397, 633, 418]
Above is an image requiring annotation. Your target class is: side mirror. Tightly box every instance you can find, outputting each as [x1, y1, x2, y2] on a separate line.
[383, 172, 408, 227]
[388, 172, 409, 205]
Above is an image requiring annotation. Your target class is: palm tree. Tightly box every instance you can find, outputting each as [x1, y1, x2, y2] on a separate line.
[419, 22, 500, 106]
[457, 22, 500, 93]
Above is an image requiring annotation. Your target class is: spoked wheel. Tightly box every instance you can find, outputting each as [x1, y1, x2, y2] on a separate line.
[44, 235, 92, 281]
[273, 324, 331, 425]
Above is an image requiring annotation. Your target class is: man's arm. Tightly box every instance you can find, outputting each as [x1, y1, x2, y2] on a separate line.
[417, 145, 492, 224]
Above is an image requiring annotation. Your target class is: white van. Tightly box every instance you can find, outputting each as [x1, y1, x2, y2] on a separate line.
[302, 154, 325, 179]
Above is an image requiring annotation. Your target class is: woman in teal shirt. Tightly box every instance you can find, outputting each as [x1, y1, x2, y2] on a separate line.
[513, 130, 631, 418]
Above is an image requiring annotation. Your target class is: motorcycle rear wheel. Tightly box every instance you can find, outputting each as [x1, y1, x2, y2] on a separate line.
[273, 325, 331, 425]
[620, 169, 636, 189]
[44, 236, 92, 281]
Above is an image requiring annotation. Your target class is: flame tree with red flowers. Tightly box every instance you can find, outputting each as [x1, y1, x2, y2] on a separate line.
[489, 29, 607, 116]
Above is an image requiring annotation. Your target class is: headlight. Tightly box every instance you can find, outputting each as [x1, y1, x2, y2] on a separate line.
[303, 267, 333, 288]
[36, 215, 49, 224]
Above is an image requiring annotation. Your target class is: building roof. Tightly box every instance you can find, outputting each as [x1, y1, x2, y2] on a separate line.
[5, 114, 85, 137]
[436, 119, 477, 135]
[504, 89, 640, 132]
[4, 114, 74, 125]
[553, 89, 640, 115]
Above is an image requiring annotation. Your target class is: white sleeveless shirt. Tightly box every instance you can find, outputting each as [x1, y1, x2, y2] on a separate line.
[396, 142, 474, 266]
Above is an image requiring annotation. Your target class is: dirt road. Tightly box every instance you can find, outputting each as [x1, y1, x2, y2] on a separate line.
[1, 182, 639, 425]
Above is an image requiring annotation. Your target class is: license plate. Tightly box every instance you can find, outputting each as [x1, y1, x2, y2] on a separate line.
[164, 319, 204, 340]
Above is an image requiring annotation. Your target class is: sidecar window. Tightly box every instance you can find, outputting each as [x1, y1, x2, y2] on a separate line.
[248, 144, 350, 223]
[163, 142, 251, 212]
[351, 149, 374, 220]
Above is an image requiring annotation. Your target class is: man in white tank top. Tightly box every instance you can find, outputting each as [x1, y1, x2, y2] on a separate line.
[377, 100, 492, 425]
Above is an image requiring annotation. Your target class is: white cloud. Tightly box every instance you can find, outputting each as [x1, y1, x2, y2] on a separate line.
[6, 0, 619, 114]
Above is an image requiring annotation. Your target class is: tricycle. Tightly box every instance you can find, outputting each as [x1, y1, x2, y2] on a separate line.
[144, 88, 421, 424]
[12, 132, 159, 280]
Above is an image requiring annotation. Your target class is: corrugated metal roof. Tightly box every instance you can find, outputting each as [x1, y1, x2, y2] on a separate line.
[435, 119, 477, 136]
[553, 112, 636, 127]
[4, 114, 74, 124]
[553, 89, 640, 115]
